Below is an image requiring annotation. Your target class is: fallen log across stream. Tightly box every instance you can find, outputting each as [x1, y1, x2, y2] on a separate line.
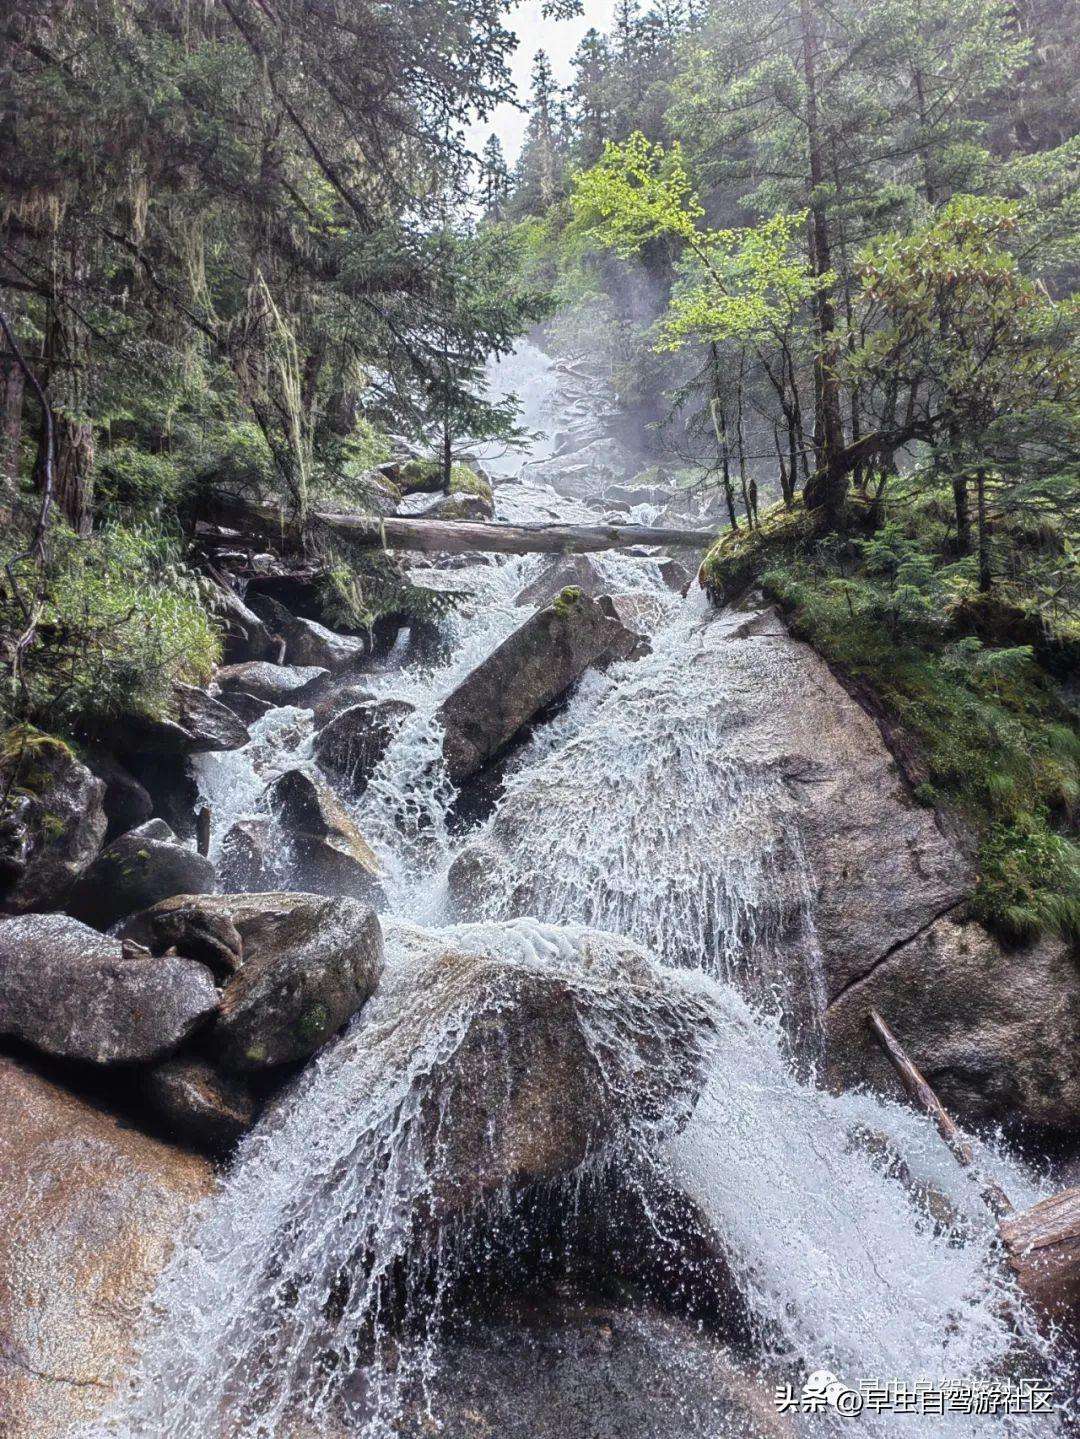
[868, 1008, 1080, 1339]
[315, 512, 722, 556]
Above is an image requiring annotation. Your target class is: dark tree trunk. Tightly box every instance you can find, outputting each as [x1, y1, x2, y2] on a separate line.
[798, 0, 847, 522]
[441, 419, 453, 496]
[953, 473, 971, 555]
[52, 414, 95, 536]
[976, 469, 991, 591]
[0, 359, 23, 521]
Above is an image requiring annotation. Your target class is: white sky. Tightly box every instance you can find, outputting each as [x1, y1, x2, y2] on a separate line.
[468, 0, 618, 164]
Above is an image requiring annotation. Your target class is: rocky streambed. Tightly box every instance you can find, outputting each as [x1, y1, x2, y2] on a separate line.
[2, 345, 1079, 1437]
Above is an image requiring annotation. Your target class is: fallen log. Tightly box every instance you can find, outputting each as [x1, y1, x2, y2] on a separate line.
[867, 1008, 1014, 1219]
[1000, 1188, 1080, 1340]
[316, 513, 721, 556]
[868, 1008, 1080, 1341]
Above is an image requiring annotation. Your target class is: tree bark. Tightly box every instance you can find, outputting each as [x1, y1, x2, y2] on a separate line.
[976, 469, 991, 591]
[320, 513, 721, 556]
[0, 358, 23, 522]
[797, 0, 847, 522]
[952, 473, 971, 555]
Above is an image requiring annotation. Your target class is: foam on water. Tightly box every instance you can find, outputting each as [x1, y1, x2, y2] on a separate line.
[153, 339, 1072, 1438]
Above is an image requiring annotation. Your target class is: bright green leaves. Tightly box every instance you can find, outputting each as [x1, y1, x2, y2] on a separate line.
[571, 135, 825, 353]
[571, 133, 705, 257]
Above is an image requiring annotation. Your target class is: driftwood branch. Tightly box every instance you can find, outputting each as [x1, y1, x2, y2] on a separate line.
[866, 1008, 1014, 1220]
[318, 513, 721, 556]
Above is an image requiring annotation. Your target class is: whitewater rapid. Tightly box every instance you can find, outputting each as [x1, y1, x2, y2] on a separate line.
[92, 343, 1071, 1438]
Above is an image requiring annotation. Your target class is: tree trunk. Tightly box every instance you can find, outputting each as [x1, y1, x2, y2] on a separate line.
[976, 469, 991, 591]
[0, 359, 23, 522]
[710, 395, 738, 532]
[952, 473, 971, 555]
[320, 513, 721, 555]
[52, 414, 95, 536]
[798, 0, 847, 522]
[441, 418, 453, 496]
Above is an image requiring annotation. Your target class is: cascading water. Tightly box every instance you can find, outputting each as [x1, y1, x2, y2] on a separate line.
[101, 340, 1073, 1438]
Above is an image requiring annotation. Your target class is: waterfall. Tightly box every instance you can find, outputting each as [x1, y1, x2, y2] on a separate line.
[129, 339, 1072, 1439]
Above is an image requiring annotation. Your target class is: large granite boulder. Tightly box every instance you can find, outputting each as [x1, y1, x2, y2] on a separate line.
[0, 1055, 213, 1437]
[66, 821, 216, 931]
[267, 768, 382, 901]
[214, 660, 329, 707]
[437, 591, 647, 786]
[250, 595, 368, 671]
[377, 919, 711, 1213]
[0, 734, 106, 913]
[313, 698, 415, 793]
[149, 892, 386, 1071]
[824, 916, 1080, 1136]
[448, 601, 970, 1015]
[128, 683, 250, 754]
[0, 913, 218, 1065]
[86, 748, 155, 841]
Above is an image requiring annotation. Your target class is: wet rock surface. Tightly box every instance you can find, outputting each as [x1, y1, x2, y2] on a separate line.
[0, 1054, 213, 1438]
[0, 912, 218, 1064]
[825, 916, 1080, 1136]
[214, 660, 329, 706]
[268, 768, 382, 901]
[381, 920, 711, 1212]
[144, 1056, 259, 1150]
[66, 823, 216, 930]
[437, 591, 647, 785]
[0, 738, 106, 914]
[385, 1301, 791, 1439]
[128, 682, 251, 754]
[250, 595, 368, 670]
[86, 749, 155, 842]
[313, 698, 415, 793]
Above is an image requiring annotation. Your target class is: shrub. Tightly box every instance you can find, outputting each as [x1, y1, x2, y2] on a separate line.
[0, 524, 220, 734]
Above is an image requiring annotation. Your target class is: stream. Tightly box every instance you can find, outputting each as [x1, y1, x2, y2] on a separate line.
[87, 341, 1071, 1437]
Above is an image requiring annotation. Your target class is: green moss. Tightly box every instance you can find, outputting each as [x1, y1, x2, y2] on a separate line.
[296, 1003, 331, 1044]
[398, 458, 445, 495]
[447, 463, 492, 506]
[396, 458, 492, 509]
[552, 584, 584, 617]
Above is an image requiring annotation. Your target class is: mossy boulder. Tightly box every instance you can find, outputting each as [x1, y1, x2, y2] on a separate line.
[398, 459, 495, 518]
[177, 893, 386, 1071]
[66, 821, 216, 931]
[0, 729, 107, 914]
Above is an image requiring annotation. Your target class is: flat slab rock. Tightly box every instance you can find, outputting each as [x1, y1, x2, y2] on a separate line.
[0, 913, 219, 1065]
[0, 1055, 213, 1437]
